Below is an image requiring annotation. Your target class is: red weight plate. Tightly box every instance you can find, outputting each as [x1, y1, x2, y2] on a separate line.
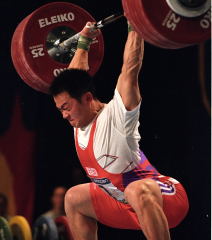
[132, 0, 187, 49]
[122, 0, 142, 36]
[139, 0, 210, 46]
[122, 0, 188, 49]
[122, 0, 180, 49]
[123, 0, 210, 49]
[11, 2, 104, 94]
[55, 216, 73, 240]
[11, 14, 50, 92]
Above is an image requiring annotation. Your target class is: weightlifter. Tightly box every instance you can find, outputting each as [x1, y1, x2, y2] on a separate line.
[49, 20, 189, 240]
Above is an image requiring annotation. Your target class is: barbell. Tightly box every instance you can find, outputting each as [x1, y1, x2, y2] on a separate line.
[11, 0, 211, 94]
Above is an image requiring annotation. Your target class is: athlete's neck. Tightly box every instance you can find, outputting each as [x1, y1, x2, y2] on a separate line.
[93, 100, 105, 114]
[81, 100, 104, 129]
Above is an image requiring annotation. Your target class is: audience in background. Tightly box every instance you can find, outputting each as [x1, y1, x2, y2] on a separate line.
[0, 193, 10, 220]
[43, 186, 67, 219]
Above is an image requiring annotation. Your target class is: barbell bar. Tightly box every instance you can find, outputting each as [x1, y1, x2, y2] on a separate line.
[11, 0, 211, 94]
[48, 13, 124, 59]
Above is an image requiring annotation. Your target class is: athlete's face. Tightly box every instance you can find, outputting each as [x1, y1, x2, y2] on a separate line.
[54, 91, 93, 128]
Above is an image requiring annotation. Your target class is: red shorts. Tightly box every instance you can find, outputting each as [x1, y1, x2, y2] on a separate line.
[90, 177, 189, 229]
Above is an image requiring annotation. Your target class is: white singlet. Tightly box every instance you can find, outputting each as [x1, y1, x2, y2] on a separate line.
[75, 88, 142, 174]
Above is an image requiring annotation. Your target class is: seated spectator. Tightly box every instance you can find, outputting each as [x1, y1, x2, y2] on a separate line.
[43, 186, 67, 219]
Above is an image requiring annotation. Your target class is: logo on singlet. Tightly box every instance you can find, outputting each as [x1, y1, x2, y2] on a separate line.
[85, 167, 98, 176]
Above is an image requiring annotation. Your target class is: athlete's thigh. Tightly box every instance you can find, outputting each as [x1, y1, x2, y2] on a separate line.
[156, 177, 189, 228]
[90, 183, 140, 229]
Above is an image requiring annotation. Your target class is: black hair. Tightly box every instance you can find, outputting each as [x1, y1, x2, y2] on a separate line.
[49, 69, 97, 101]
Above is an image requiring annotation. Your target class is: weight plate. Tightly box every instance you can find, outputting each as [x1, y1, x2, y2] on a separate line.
[134, 0, 189, 49]
[33, 215, 59, 240]
[55, 216, 74, 240]
[9, 216, 32, 240]
[0, 216, 13, 240]
[123, 0, 211, 48]
[11, 14, 46, 92]
[11, 2, 104, 94]
[122, 0, 186, 49]
[138, 0, 210, 46]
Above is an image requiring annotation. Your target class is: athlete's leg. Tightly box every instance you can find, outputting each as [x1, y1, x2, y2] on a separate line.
[124, 178, 170, 240]
[64, 183, 98, 240]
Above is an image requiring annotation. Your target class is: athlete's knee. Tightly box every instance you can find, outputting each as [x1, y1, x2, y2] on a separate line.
[124, 179, 162, 207]
[64, 183, 95, 218]
[65, 184, 88, 210]
[65, 186, 80, 210]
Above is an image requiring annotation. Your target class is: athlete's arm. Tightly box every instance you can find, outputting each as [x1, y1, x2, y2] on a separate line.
[116, 24, 144, 111]
[68, 48, 89, 71]
[68, 22, 100, 71]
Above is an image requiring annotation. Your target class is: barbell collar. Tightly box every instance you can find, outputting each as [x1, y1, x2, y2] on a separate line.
[165, 0, 211, 17]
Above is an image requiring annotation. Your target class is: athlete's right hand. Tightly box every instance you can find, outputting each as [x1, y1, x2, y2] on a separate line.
[80, 22, 101, 39]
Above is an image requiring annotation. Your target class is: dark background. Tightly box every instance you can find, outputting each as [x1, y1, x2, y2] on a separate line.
[1, 0, 211, 239]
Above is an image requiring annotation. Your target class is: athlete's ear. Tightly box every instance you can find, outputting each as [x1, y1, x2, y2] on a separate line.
[82, 92, 93, 103]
